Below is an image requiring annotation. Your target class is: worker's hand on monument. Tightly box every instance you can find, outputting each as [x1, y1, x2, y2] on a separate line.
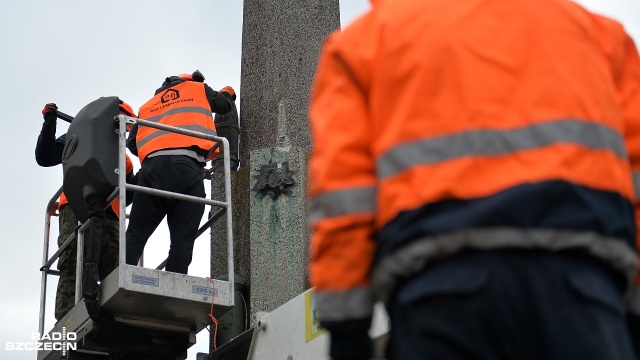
[219, 86, 236, 101]
[42, 103, 58, 123]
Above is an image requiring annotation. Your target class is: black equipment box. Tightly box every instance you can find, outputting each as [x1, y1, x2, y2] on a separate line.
[62, 97, 120, 222]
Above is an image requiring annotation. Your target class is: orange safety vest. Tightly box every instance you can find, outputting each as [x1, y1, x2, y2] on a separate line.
[309, 0, 640, 323]
[58, 155, 134, 218]
[136, 81, 217, 163]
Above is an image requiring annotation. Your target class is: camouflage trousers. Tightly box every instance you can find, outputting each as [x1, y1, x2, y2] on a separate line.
[55, 205, 120, 320]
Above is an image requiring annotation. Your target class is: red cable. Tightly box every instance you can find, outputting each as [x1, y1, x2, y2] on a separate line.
[208, 277, 219, 349]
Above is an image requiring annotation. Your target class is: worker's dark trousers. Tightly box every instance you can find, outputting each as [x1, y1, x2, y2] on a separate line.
[385, 249, 637, 360]
[125, 155, 205, 274]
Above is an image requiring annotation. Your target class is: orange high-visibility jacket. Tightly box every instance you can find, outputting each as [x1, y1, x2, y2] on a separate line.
[309, 0, 640, 325]
[58, 154, 134, 218]
[137, 81, 217, 162]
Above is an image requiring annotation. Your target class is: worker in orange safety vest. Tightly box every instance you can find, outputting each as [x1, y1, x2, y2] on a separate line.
[125, 70, 236, 274]
[308, 0, 640, 359]
[35, 100, 137, 320]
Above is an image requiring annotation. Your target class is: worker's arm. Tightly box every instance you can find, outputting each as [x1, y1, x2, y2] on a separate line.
[35, 103, 66, 167]
[124, 154, 138, 206]
[622, 39, 640, 359]
[204, 84, 235, 115]
[308, 15, 377, 360]
[614, 25, 640, 357]
[126, 123, 139, 156]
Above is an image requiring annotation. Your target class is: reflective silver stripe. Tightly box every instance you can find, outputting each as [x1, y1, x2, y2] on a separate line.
[371, 228, 638, 302]
[144, 106, 213, 123]
[147, 148, 206, 163]
[628, 284, 640, 315]
[377, 119, 628, 179]
[310, 187, 376, 223]
[136, 124, 216, 149]
[633, 171, 640, 198]
[315, 287, 374, 322]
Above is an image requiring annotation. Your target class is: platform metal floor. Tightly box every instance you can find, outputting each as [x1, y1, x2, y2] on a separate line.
[38, 265, 233, 360]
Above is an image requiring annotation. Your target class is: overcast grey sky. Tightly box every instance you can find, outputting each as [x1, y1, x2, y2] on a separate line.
[0, 0, 637, 359]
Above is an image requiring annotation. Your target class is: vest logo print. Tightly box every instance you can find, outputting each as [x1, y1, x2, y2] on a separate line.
[161, 89, 179, 103]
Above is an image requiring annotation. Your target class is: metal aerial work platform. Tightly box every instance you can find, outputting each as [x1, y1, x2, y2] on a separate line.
[37, 114, 235, 359]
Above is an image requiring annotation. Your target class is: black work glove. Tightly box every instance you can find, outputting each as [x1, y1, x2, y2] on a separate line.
[324, 318, 373, 360]
[628, 312, 640, 359]
[42, 103, 58, 123]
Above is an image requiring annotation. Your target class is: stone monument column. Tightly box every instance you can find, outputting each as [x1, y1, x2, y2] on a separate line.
[210, 0, 340, 347]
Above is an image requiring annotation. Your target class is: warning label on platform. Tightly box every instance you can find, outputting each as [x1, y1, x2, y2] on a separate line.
[192, 285, 218, 297]
[132, 275, 159, 287]
[305, 289, 327, 342]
